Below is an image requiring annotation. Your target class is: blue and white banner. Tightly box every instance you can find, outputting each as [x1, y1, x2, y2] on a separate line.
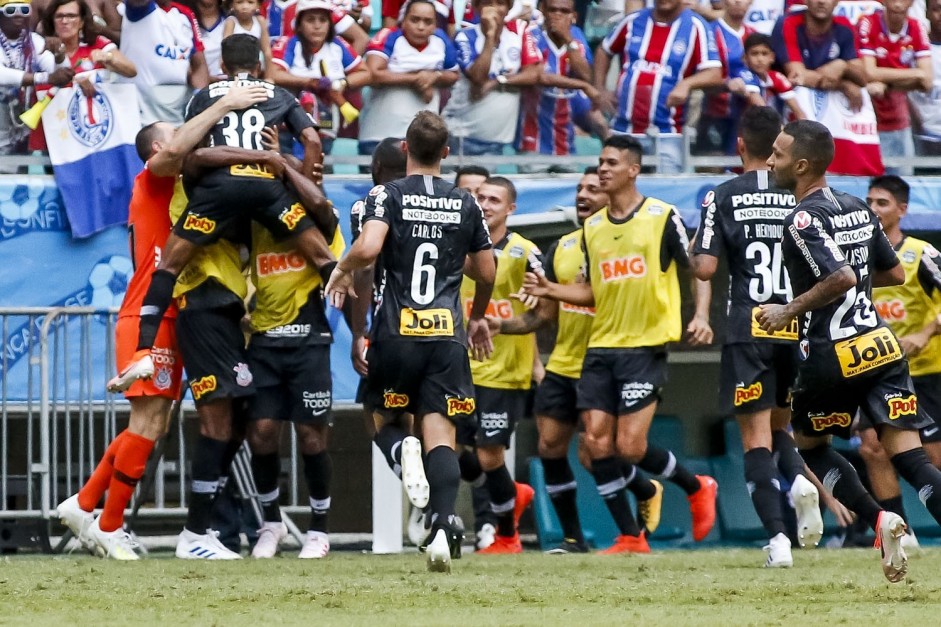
[1, 176, 939, 402]
[42, 83, 143, 239]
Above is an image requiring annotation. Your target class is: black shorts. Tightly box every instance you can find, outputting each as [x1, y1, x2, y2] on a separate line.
[365, 340, 476, 428]
[176, 304, 255, 405]
[474, 385, 528, 449]
[533, 371, 579, 424]
[174, 170, 314, 246]
[577, 347, 667, 416]
[248, 343, 333, 425]
[720, 342, 798, 415]
[914, 373, 941, 443]
[792, 359, 934, 439]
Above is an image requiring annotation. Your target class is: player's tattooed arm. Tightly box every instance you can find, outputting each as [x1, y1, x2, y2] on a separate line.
[490, 297, 557, 336]
[757, 266, 857, 333]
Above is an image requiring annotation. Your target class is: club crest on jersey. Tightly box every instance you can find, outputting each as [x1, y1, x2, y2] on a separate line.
[368, 185, 386, 197]
[812, 89, 828, 118]
[734, 382, 763, 406]
[887, 394, 917, 420]
[701, 190, 715, 208]
[508, 246, 525, 258]
[67, 89, 113, 148]
[153, 367, 172, 390]
[446, 397, 476, 416]
[672, 40, 687, 56]
[902, 250, 917, 264]
[190, 375, 217, 400]
[383, 391, 409, 409]
[234, 362, 253, 387]
[793, 211, 812, 230]
[834, 328, 901, 378]
[182, 214, 216, 234]
[810, 412, 852, 432]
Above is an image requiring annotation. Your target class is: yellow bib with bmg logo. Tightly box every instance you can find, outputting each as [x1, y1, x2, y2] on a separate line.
[460, 232, 540, 390]
[834, 327, 902, 378]
[873, 237, 941, 377]
[250, 222, 345, 332]
[169, 182, 247, 299]
[584, 201, 681, 349]
[545, 228, 594, 379]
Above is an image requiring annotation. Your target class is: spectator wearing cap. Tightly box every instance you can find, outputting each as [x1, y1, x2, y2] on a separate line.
[262, 0, 369, 54]
[442, 0, 543, 157]
[857, 0, 933, 175]
[0, 0, 73, 159]
[119, 0, 209, 125]
[269, 0, 369, 154]
[359, 0, 458, 157]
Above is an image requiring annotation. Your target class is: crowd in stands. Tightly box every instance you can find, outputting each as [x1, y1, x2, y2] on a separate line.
[0, 0, 939, 172]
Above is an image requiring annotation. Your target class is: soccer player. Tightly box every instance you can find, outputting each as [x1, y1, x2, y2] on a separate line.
[55, 84, 268, 560]
[691, 106, 823, 569]
[458, 176, 546, 555]
[491, 167, 665, 553]
[242, 135, 346, 559]
[854, 175, 941, 546]
[326, 111, 496, 573]
[525, 135, 718, 553]
[761, 120, 941, 582]
[108, 34, 337, 394]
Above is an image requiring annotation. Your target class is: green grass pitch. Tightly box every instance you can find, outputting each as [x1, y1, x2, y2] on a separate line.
[2, 548, 940, 625]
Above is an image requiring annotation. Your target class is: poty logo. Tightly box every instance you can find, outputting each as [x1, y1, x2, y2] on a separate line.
[383, 391, 409, 408]
[154, 43, 191, 60]
[190, 375, 217, 400]
[600, 256, 646, 281]
[257, 252, 306, 277]
[182, 214, 216, 233]
[67, 89, 113, 148]
[279, 203, 306, 230]
[734, 382, 763, 407]
[446, 397, 476, 416]
[810, 412, 852, 431]
[888, 395, 917, 420]
[874, 299, 906, 322]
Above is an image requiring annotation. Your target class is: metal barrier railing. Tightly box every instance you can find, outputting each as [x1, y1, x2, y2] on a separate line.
[0, 307, 357, 534]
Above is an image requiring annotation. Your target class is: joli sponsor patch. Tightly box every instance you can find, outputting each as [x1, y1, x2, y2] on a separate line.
[399, 308, 454, 337]
[834, 328, 901, 378]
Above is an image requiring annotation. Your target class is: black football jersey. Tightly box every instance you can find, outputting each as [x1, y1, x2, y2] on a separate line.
[185, 77, 314, 152]
[360, 174, 492, 345]
[695, 170, 798, 343]
[781, 187, 901, 380]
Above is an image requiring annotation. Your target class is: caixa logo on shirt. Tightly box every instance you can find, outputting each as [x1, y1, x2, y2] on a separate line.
[154, 44, 191, 60]
[67, 89, 113, 148]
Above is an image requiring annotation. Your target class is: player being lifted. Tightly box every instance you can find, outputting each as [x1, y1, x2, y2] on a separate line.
[760, 120, 941, 582]
[690, 107, 823, 568]
[490, 167, 666, 553]
[56, 85, 267, 559]
[855, 175, 941, 548]
[326, 111, 496, 573]
[108, 34, 337, 393]
[525, 135, 718, 553]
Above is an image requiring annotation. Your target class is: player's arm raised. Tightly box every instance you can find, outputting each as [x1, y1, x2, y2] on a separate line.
[759, 266, 856, 332]
[149, 83, 269, 177]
